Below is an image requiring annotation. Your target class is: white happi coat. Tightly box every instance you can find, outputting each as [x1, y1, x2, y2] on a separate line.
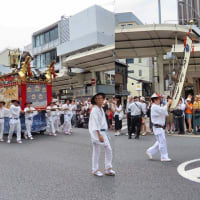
[8, 104, 21, 141]
[147, 103, 169, 160]
[89, 105, 108, 143]
[0, 107, 9, 139]
[24, 106, 36, 137]
[89, 105, 112, 172]
[62, 104, 72, 133]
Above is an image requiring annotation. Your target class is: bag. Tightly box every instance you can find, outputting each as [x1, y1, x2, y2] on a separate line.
[119, 111, 124, 120]
[173, 109, 183, 117]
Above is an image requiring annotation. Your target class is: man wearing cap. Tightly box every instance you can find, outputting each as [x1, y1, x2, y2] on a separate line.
[128, 96, 146, 139]
[89, 93, 115, 177]
[146, 93, 172, 162]
[24, 102, 36, 140]
[62, 99, 72, 135]
[8, 100, 22, 144]
[125, 96, 133, 137]
[0, 101, 9, 142]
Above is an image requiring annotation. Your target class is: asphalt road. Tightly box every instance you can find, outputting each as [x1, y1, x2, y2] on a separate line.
[0, 129, 199, 200]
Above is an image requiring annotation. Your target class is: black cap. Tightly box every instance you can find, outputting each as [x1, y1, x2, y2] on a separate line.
[24, 101, 32, 106]
[0, 101, 5, 105]
[91, 93, 105, 105]
[11, 100, 20, 104]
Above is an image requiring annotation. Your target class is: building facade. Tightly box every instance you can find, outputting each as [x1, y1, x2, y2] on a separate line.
[32, 16, 70, 72]
[178, 0, 200, 27]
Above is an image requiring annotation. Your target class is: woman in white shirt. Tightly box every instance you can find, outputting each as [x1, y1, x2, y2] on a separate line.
[114, 98, 123, 136]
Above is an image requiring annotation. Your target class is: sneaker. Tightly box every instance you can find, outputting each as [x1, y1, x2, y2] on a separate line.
[29, 136, 34, 140]
[142, 132, 147, 136]
[24, 135, 28, 139]
[115, 132, 120, 136]
[161, 158, 172, 162]
[7, 140, 11, 144]
[125, 133, 128, 136]
[52, 133, 57, 136]
[0, 138, 4, 142]
[104, 168, 116, 176]
[146, 151, 153, 160]
[17, 140, 22, 144]
[132, 133, 135, 136]
[93, 170, 103, 177]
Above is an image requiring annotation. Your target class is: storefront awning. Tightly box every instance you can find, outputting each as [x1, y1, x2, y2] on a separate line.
[63, 44, 115, 71]
[115, 24, 199, 59]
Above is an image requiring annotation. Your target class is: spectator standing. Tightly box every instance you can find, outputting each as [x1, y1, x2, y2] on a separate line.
[185, 98, 193, 133]
[114, 98, 122, 136]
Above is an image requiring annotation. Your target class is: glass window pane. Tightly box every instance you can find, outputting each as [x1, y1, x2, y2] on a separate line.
[41, 54, 45, 68]
[45, 52, 51, 66]
[50, 29, 54, 41]
[54, 27, 58, 40]
[44, 32, 50, 43]
[36, 36, 40, 47]
[40, 34, 44, 46]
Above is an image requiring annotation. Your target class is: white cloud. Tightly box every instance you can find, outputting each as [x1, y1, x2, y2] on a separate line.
[0, 0, 177, 51]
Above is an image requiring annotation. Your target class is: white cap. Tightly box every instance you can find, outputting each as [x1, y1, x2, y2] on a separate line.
[140, 96, 145, 101]
[186, 98, 191, 101]
[151, 93, 162, 99]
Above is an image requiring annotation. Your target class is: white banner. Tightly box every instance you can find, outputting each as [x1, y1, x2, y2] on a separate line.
[171, 37, 192, 109]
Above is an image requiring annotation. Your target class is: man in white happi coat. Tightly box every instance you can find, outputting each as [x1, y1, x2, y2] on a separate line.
[8, 100, 22, 144]
[24, 102, 36, 140]
[146, 93, 172, 162]
[0, 101, 9, 142]
[52, 99, 60, 133]
[89, 93, 115, 177]
[46, 102, 57, 136]
[62, 99, 72, 135]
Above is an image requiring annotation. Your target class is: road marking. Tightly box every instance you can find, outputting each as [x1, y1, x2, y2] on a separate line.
[177, 159, 200, 183]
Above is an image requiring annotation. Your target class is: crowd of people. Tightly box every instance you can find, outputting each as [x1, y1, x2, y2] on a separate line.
[0, 93, 198, 145]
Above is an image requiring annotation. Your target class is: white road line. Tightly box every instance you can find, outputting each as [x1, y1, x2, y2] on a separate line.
[177, 159, 200, 183]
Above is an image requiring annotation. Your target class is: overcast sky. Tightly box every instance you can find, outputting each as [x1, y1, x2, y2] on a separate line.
[0, 0, 177, 52]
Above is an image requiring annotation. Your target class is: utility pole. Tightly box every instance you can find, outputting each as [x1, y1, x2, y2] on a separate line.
[158, 0, 161, 24]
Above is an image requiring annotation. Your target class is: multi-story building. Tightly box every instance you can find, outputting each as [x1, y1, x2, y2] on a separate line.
[178, 0, 200, 27]
[32, 16, 70, 72]
[55, 5, 115, 99]
[115, 12, 153, 97]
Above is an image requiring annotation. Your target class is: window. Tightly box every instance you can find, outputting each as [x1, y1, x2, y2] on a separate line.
[127, 24, 133, 27]
[33, 26, 58, 48]
[126, 58, 134, 64]
[139, 70, 142, 76]
[40, 34, 44, 46]
[34, 49, 59, 68]
[36, 36, 40, 47]
[138, 58, 142, 63]
[44, 32, 50, 43]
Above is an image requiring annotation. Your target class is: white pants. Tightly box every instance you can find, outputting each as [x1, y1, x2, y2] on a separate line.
[63, 114, 71, 134]
[25, 118, 33, 137]
[54, 115, 60, 132]
[0, 120, 4, 139]
[8, 119, 21, 141]
[92, 132, 112, 173]
[46, 116, 56, 134]
[147, 127, 169, 160]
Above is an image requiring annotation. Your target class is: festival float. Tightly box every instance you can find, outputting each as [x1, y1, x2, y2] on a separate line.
[0, 51, 56, 133]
